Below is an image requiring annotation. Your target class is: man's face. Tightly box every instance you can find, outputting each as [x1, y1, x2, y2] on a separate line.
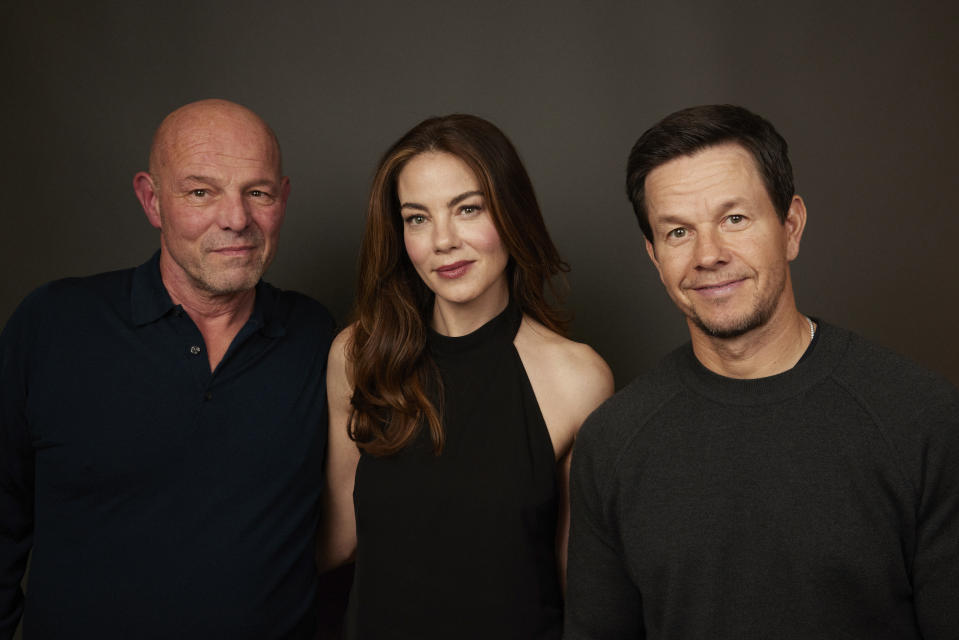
[136, 105, 289, 298]
[643, 143, 804, 339]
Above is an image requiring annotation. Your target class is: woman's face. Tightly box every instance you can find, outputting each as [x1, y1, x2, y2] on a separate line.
[397, 151, 510, 319]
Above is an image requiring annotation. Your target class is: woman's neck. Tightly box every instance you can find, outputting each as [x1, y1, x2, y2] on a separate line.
[429, 280, 510, 337]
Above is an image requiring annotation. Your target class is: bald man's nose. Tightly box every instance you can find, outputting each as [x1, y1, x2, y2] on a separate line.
[218, 193, 252, 231]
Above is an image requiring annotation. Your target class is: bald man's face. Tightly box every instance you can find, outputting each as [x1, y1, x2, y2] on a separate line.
[135, 105, 289, 298]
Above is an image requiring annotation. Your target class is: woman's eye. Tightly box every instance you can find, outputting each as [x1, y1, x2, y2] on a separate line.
[728, 214, 744, 224]
[406, 214, 426, 225]
[460, 205, 480, 215]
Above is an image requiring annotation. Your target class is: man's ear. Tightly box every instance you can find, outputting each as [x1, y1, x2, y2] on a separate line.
[645, 237, 666, 286]
[133, 172, 161, 229]
[644, 237, 658, 267]
[784, 195, 807, 261]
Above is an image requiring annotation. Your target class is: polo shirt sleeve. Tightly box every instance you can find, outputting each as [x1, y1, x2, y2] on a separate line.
[565, 409, 645, 639]
[0, 294, 37, 638]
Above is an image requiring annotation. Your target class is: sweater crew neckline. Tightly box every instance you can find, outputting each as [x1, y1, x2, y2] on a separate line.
[677, 320, 850, 406]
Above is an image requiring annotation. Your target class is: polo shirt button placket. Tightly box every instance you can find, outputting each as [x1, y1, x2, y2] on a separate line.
[187, 345, 212, 400]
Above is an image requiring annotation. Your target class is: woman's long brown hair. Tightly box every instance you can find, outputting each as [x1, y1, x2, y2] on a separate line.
[349, 114, 570, 457]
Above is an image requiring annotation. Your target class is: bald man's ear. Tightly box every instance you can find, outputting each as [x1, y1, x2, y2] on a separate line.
[280, 176, 291, 206]
[133, 172, 162, 229]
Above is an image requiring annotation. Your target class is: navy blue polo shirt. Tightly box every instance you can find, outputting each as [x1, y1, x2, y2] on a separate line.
[0, 252, 334, 639]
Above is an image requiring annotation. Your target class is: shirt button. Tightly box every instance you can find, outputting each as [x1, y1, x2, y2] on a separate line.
[189, 345, 202, 355]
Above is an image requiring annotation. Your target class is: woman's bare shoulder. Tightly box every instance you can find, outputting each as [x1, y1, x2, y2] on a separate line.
[516, 317, 612, 386]
[331, 323, 356, 351]
[515, 316, 614, 436]
[327, 323, 358, 389]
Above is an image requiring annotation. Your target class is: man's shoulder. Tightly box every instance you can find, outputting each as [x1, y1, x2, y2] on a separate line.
[259, 281, 336, 337]
[10, 266, 135, 322]
[828, 323, 957, 403]
[577, 344, 688, 456]
[1, 267, 138, 360]
[264, 283, 334, 320]
[822, 322, 958, 434]
[43, 264, 134, 295]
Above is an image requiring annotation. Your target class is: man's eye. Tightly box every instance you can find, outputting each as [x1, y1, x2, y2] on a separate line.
[190, 189, 208, 198]
[728, 214, 744, 224]
[667, 228, 686, 239]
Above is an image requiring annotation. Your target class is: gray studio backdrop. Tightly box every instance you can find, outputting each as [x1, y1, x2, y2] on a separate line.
[2, 0, 957, 393]
[2, 1, 958, 636]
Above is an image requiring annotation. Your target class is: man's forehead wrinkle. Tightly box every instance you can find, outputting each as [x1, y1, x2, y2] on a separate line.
[153, 134, 281, 186]
[648, 146, 760, 219]
[170, 134, 273, 164]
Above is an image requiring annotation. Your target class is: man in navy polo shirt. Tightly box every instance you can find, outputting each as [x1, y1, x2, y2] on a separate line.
[0, 99, 334, 639]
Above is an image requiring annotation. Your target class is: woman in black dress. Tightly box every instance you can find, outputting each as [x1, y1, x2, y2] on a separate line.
[319, 114, 613, 639]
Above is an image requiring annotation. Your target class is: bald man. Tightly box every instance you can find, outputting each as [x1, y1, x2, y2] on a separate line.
[0, 100, 334, 639]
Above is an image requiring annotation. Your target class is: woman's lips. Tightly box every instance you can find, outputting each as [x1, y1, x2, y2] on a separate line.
[435, 261, 473, 279]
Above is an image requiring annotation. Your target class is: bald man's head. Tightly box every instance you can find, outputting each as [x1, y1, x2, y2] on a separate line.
[148, 99, 283, 181]
[133, 99, 290, 301]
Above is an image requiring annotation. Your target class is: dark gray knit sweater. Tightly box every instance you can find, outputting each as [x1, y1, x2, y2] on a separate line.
[566, 322, 959, 639]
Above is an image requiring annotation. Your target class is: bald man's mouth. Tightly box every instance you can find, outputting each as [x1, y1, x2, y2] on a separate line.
[210, 244, 258, 257]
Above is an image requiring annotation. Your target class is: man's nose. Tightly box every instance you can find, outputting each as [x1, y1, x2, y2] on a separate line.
[694, 228, 729, 268]
[218, 193, 252, 231]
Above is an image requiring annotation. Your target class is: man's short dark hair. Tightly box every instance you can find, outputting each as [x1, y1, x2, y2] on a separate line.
[626, 104, 794, 242]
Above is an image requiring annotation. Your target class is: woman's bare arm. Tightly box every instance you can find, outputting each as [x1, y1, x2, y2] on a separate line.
[316, 327, 361, 573]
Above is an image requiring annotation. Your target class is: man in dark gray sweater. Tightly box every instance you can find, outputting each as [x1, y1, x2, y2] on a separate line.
[565, 105, 959, 639]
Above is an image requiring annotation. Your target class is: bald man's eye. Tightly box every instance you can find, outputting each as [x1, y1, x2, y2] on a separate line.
[190, 189, 208, 198]
[248, 190, 277, 203]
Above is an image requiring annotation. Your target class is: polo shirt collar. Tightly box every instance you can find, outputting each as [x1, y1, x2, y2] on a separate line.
[131, 251, 174, 326]
[249, 279, 287, 338]
[130, 250, 286, 338]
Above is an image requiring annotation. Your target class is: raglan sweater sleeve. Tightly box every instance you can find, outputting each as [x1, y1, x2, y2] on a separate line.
[564, 402, 644, 639]
[911, 386, 959, 640]
[842, 333, 959, 640]
[0, 296, 37, 639]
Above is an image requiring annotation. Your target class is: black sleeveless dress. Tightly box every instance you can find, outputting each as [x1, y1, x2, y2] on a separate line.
[349, 301, 563, 639]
